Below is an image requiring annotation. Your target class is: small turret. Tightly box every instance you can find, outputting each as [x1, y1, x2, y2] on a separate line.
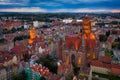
[28, 27, 36, 44]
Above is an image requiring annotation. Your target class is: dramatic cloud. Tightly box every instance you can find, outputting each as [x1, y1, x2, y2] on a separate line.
[0, 2, 23, 5]
[0, 8, 119, 13]
[0, 7, 46, 12]
[50, 8, 120, 13]
[0, 0, 29, 5]
[34, 2, 62, 7]
[112, 10, 120, 13]
[55, 0, 113, 4]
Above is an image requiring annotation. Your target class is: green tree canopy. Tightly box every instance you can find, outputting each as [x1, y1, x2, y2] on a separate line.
[12, 70, 28, 80]
[13, 35, 30, 42]
[99, 35, 107, 42]
[36, 54, 58, 74]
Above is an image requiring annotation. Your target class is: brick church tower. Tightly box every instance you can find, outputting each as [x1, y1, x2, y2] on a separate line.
[58, 17, 97, 69]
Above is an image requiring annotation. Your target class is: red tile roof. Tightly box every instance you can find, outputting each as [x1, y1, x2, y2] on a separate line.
[111, 68, 120, 75]
[0, 21, 22, 29]
[111, 64, 120, 69]
[99, 56, 112, 63]
[92, 59, 120, 75]
[11, 45, 27, 55]
[0, 51, 13, 63]
[51, 22, 63, 26]
[0, 51, 2, 56]
[34, 37, 43, 42]
[92, 60, 111, 69]
[4, 55, 13, 62]
[0, 63, 3, 70]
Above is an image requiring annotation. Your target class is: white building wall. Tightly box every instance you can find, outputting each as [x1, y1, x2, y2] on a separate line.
[91, 66, 110, 74]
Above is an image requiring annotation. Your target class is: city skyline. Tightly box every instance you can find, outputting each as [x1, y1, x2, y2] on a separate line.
[0, 0, 120, 13]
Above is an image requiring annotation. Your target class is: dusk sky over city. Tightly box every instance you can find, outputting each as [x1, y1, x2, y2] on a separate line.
[0, 0, 120, 12]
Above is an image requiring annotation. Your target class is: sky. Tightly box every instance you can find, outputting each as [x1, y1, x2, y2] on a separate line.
[0, 0, 120, 13]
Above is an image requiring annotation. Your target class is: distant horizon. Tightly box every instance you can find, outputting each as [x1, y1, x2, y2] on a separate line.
[0, 10, 120, 14]
[0, 8, 120, 13]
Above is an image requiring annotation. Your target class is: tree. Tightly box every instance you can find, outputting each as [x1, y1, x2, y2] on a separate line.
[73, 66, 80, 76]
[13, 35, 30, 42]
[17, 27, 24, 31]
[2, 28, 11, 34]
[23, 53, 31, 62]
[99, 35, 107, 42]
[40, 76, 46, 80]
[117, 43, 120, 50]
[105, 50, 114, 58]
[11, 27, 17, 33]
[112, 42, 118, 49]
[111, 21, 118, 25]
[106, 30, 110, 37]
[36, 54, 58, 74]
[109, 74, 120, 80]
[0, 38, 7, 44]
[92, 78, 99, 80]
[12, 70, 28, 80]
[112, 30, 117, 34]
